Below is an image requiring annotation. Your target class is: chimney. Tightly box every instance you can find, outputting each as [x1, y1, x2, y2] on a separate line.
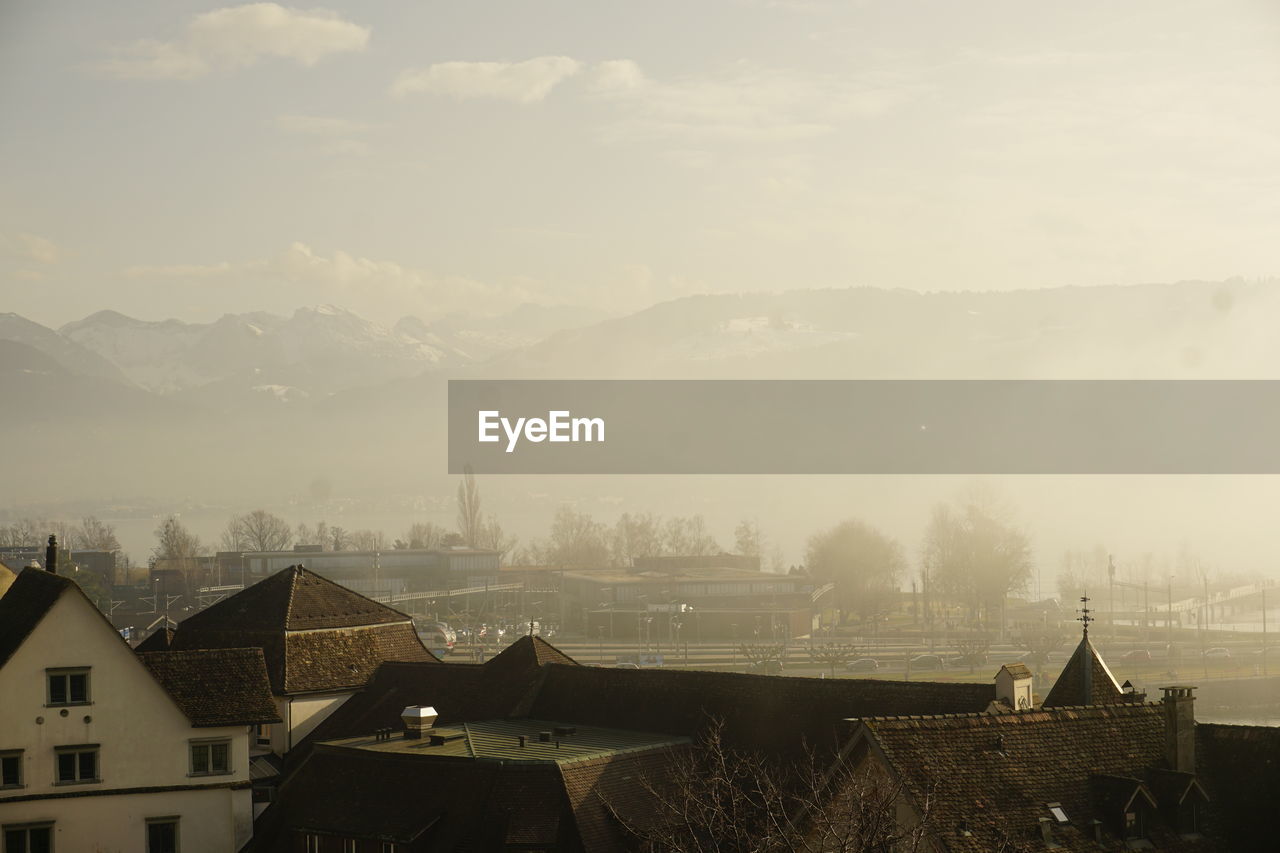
[1160, 686, 1197, 772]
[45, 535, 58, 574]
[400, 705, 439, 739]
[995, 664, 1034, 710]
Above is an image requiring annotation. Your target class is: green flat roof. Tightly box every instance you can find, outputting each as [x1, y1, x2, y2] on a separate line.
[321, 718, 690, 764]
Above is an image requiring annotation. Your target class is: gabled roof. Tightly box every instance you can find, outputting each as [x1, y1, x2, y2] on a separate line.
[852, 704, 1222, 852]
[0, 567, 71, 669]
[997, 662, 1032, 680]
[1042, 634, 1125, 707]
[138, 648, 281, 727]
[178, 564, 411, 632]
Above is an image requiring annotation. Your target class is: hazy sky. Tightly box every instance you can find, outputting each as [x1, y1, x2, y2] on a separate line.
[3, 0, 1279, 327]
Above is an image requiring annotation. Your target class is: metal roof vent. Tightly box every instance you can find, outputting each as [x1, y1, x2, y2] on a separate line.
[401, 705, 438, 739]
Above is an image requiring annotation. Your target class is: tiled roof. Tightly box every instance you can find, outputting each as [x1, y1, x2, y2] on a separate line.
[170, 565, 436, 694]
[854, 704, 1224, 852]
[526, 664, 996, 757]
[998, 662, 1032, 680]
[485, 634, 578, 672]
[1042, 634, 1125, 707]
[138, 648, 281, 727]
[178, 564, 411, 632]
[1197, 723, 1280, 851]
[0, 568, 70, 669]
[560, 748, 685, 851]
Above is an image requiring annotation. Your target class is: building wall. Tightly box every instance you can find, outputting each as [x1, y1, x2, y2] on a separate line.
[282, 693, 353, 752]
[0, 592, 254, 852]
[0, 786, 251, 853]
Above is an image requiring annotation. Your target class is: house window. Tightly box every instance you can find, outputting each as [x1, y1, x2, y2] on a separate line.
[54, 745, 99, 784]
[46, 668, 90, 706]
[146, 818, 179, 853]
[304, 836, 321, 853]
[381, 844, 396, 853]
[1124, 810, 1146, 840]
[189, 740, 230, 776]
[254, 724, 272, 747]
[0, 751, 22, 788]
[3, 822, 53, 853]
[344, 841, 356, 853]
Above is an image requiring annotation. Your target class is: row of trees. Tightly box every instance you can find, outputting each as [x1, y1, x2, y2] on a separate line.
[806, 488, 1033, 632]
[0, 516, 123, 554]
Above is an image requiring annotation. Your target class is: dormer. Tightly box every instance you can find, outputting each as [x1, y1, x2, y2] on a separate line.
[995, 662, 1034, 710]
[1090, 774, 1158, 847]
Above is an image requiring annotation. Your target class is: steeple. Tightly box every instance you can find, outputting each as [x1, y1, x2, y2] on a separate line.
[1043, 591, 1125, 707]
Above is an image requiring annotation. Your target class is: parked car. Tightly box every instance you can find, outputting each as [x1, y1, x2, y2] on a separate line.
[613, 662, 640, 669]
[1203, 647, 1232, 659]
[845, 658, 879, 673]
[909, 654, 946, 671]
[1120, 649, 1152, 662]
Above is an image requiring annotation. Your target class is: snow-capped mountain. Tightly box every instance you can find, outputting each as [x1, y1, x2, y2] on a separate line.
[59, 305, 470, 398]
[0, 312, 134, 386]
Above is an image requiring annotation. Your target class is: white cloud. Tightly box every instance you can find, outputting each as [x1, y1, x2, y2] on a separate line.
[391, 56, 582, 103]
[588, 60, 646, 93]
[119, 243, 536, 318]
[275, 114, 378, 135]
[589, 60, 916, 144]
[96, 3, 370, 80]
[16, 233, 59, 265]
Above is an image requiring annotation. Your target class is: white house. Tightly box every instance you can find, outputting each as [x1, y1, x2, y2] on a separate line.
[0, 555, 279, 853]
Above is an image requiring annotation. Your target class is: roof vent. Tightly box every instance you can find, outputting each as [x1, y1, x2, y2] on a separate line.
[553, 725, 577, 738]
[45, 535, 58, 574]
[538, 731, 552, 743]
[401, 705, 438, 739]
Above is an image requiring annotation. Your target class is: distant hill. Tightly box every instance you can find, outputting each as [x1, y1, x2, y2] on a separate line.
[479, 280, 1280, 379]
[0, 312, 135, 386]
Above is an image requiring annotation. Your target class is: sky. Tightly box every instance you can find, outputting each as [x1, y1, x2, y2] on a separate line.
[3, 0, 1280, 328]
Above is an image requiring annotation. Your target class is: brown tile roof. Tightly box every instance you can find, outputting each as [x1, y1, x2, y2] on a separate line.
[998, 662, 1032, 680]
[0, 567, 69, 669]
[527, 665, 996, 758]
[560, 748, 688, 850]
[854, 704, 1225, 852]
[178, 564, 411, 632]
[1042, 635, 1125, 707]
[171, 566, 437, 694]
[1197, 723, 1280, 851]
[138, 648, 281, 727]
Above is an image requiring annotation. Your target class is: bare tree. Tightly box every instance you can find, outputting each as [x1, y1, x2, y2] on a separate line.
[807, 519, 905, 623]
[348, 529, 386, 551]
[152, 515, 203, 588]
[329, 525, 349, 551]
[222, 509, 293, 552]
[809, 643, 861, 678]
[548, 505, 610, 567]
[735, 519, 764, 557]
[663, 514, 719, 555]
[612, 512, 665, 567]
[456, 464, 482, 547]
[72, 516, 121, 553]
[400, 521, 448, 550]
[612, 717, 939, 853]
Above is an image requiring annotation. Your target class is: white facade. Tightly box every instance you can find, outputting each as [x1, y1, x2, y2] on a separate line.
[0, 588, 255, 852]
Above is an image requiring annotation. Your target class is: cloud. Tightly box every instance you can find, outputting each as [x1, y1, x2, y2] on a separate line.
[119, 243, 536, 318]
[588, 60, 916, 144]
[16, 233, 59, 265]
[96, 3, 370, 80]
[588, 59, 646, 93]
[275, 114, 377, 135]
[391, 56, 582, 103]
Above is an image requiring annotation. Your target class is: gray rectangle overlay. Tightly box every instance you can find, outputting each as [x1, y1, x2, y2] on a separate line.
[447, 380, 1280, 474]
